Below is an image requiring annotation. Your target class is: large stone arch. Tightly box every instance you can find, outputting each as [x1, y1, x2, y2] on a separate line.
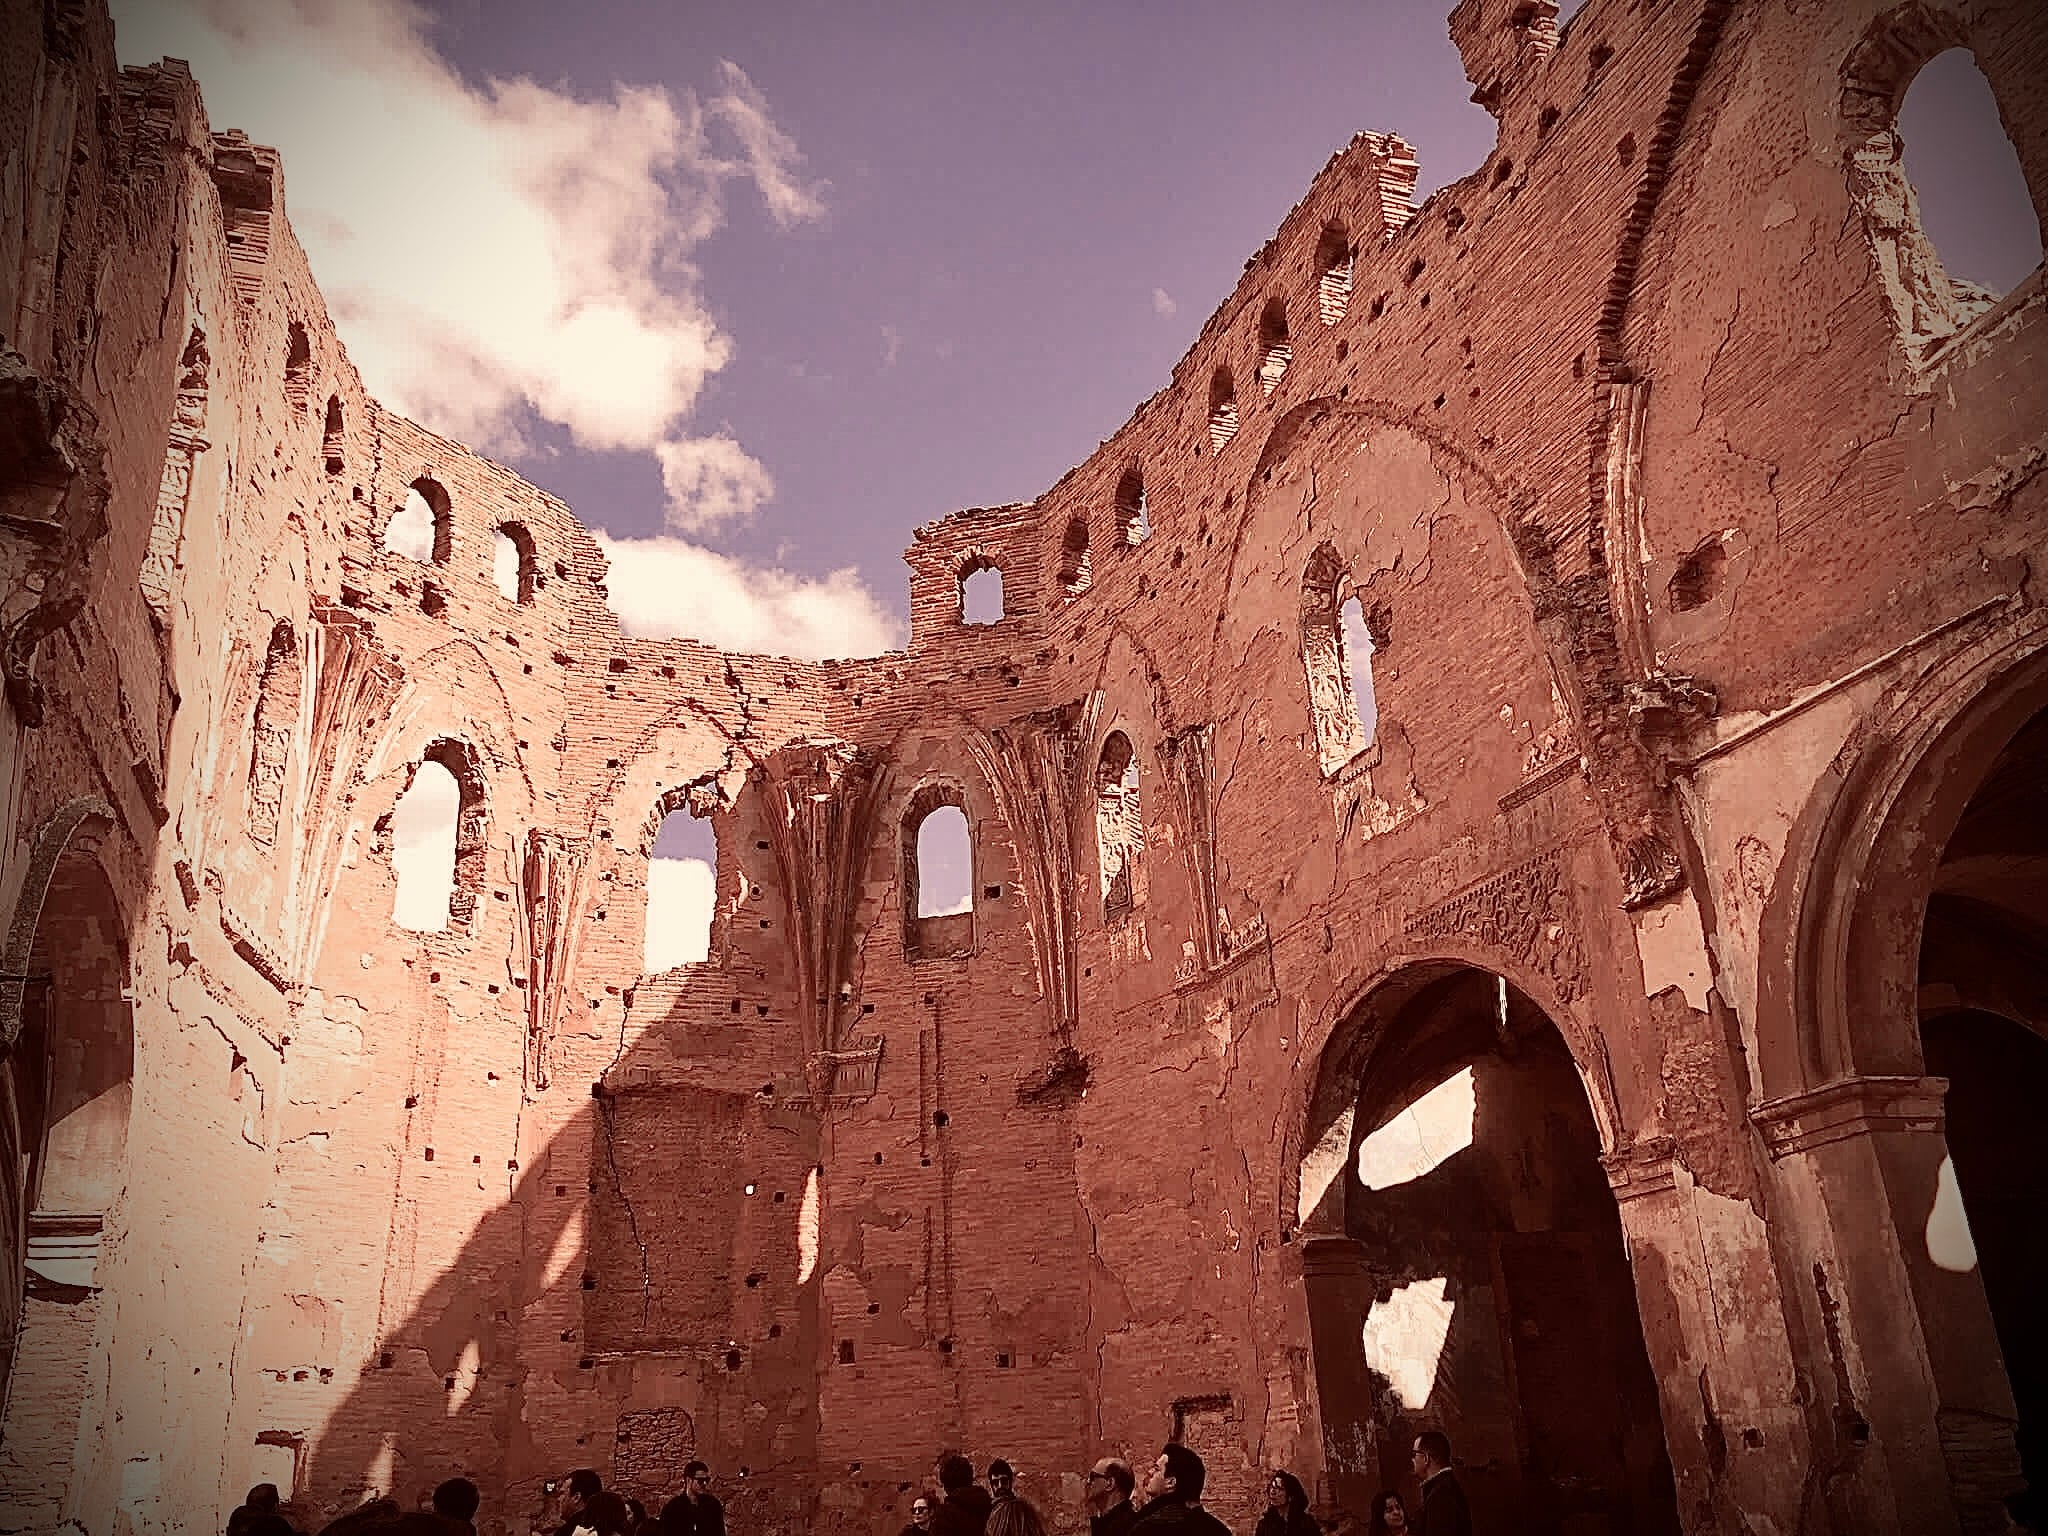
[1749, 611, 2048, 1533]
[1287, 956, 1678, 1531]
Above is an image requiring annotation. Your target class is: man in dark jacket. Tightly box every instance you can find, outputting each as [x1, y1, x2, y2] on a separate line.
[930, 1452, 993, 1536]
[659, 1462, 726, 1536]
[1130, 1445, 1231, 1534]
[1085, 1458, 1138, 1536]
[1411, 1432, 1472, 1536]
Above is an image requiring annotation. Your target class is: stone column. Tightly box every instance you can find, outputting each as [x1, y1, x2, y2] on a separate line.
[1300, 1236, 1379, 1512]
[1604, 1137, 1812, 1535]
[1752, 1075, 2021, 1536]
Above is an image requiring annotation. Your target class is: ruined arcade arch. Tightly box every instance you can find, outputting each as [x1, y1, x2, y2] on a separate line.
[0, 805, 135, 1493]
[1756, 630, 2048, 1526]
[903, 782, 973, 959]
[1296, 961, 1676, 1531]
[1094, 729, 1143, 921]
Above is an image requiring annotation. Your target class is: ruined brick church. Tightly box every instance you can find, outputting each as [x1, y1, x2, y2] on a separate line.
[2, 0, 2045, 1529]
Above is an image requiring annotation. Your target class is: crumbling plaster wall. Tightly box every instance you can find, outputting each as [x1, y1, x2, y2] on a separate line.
[3, 0, 2046, 1529]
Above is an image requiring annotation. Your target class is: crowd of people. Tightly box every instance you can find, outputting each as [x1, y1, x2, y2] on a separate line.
[219, 1431, 1475, 1536]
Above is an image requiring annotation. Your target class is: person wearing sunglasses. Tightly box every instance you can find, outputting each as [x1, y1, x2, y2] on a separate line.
[657, 1462, 724, 1536]
[1084, 1459, 1138, 1536]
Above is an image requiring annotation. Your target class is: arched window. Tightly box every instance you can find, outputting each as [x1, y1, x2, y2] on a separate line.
[494, 523, 538, 605]
[1897, 50, 2041, 301]
[960, 559, 1003, 625]
[1316, 222, 1353, 324]
[1301, 546, 1377, 773]
[284, 322, 311, 415]
[1115, 468, 1151, 546]
[1059, 516, 1092, 596]
[1842, 19, 2043, 354]
[1096, 731, 1144, 921]
[388, 740, 487, 933]
[904, 788, 973, 959]
[1208, 368, 1239, 450]
[323, 396, 345, 476]
[645, 801, 715, 971]
[247, 620, 301, 849]
[1258, 299, 1292, 396]
[141, 324, 209, 624]
[384, 477, 453, 565]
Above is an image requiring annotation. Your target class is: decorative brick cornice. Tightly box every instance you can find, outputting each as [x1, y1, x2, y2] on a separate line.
[1749, 1075, 1947, 1161]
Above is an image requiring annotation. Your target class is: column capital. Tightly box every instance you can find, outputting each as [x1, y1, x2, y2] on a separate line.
[1749, 1075, 1947, 1161]
[1601, 1135, 1678, 1203]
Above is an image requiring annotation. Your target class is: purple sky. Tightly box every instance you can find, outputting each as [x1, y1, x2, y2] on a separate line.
[114, 2, 2041, 651]
[418, 0, 1502, 601]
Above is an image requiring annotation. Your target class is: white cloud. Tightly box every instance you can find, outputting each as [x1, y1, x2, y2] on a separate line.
[596, 533, 899, 661]
[656, 433, 775, 534]
[1152, 287, 1178, 318]
[111, 0, 826, 534]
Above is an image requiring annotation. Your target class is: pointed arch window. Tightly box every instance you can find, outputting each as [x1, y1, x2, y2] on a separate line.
[1208, 368, 1239, 450]
[494, 522, 539, 605]
[1115, 468, 1151, 546]
[387, 739, 488, 933]
[646, 799, 716, 971]
[904, 786, 974, 959]
[1096, 731, 1144, 921]
[1059, 516, 1092, 596]
[1302, 546, 1378, 774]
[1317, 222, 1354, 324]
[1258, 299, 1292, 396]
[247, 620, 302, 848]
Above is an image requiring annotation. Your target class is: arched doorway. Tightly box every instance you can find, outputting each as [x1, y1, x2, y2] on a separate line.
[1299, 964, 1678, 1534]
[0, 810, 134, 1515]
[1916, 702, 2048, 1526]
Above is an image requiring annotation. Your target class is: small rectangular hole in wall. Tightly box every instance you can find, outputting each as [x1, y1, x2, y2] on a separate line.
[984, 884, 1001, 900]
[837, 1340, 855, 1363]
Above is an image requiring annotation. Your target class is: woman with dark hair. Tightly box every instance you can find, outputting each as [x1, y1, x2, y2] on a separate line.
[1366, 1488, 1409, 1536]
[898, 1494, 935, 1536]
[1254, 1470, 1321, 1536]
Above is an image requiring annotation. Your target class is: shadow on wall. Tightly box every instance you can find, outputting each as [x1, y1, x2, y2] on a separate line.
[284, 955, 832, 1536]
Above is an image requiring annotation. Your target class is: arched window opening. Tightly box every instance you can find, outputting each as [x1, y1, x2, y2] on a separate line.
[1115, 468, 1151, 546]
[1059, 516, 1092, 596]
[1317, 223, 1354, 324]
[383, 478, 452, 564]
[645, 802, 716, 972]
[904, 789, 974, 960]
[1300, 967, 1679, 1525]
[494, 523, 538, 605]
[388, 741, 487, 933]
[283, 322, 312, 415]
[960, 560, 1003, 625]
[0, 829, 136, 1434]
[322, 396, 345, 476]
[1301, 547, 1375, 774]
[1896, 51, 2042, 302]
[1258, 299, 1292, 396]
[247, 621, 302, 849]
[142, 324, 210, 624]
[1096, 731, 1144, 921]
[1208, 368, 1239, 450]
[1340, 594, 1380, 745]
[1843, 20, 2044, 354]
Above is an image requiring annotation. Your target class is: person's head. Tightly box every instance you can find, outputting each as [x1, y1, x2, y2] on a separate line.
[583, 1493, 630, 1536]
[683, 1462, 712, 1501]
[936, 1453, 974, 1493]
[1144, 1444, 1206, 1506]
[1084, 1459, 1133, 1513]
[985, 1498, 1047, 1536]
[1411, 1431, 1452, 1479]
[566, 1470, 603, 1509]
[432, 1479, 480, 1522]
[1266, 1470, 1308, 1516]
[987, 1460, 1015, 1500]
[909, 1495, 934, 1528]
[245, 1486, 282, 1514]
[1369, 1490, 1409, 1536]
